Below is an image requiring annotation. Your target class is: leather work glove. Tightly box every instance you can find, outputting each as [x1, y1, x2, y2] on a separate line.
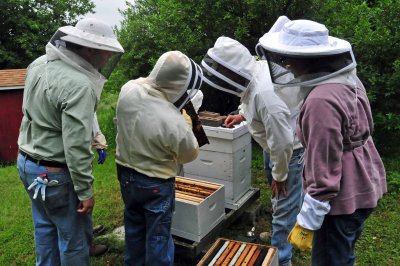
[287, 222, 313, 252]
[182, 109, 192, 128]
[97, 149, 107, 164]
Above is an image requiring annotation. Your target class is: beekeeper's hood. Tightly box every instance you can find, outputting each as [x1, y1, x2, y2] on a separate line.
[201, 37, 256, 97]
[146, 51, 203, 110]
[48, 18, 124, 78]
[258, 19, 356, 88]
[255, 16, 304, 112]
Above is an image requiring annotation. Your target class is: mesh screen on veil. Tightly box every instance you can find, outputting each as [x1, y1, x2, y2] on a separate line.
[264, 50, 356, 86]
[201, 54, 251, 97]
[49, 30, 122, 79]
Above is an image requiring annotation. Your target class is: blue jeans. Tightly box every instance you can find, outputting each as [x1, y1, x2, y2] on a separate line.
[312, 208, 374, 266]
[271, 148, 304, 266]
[118, 166, 175, 266]
[17, 154, 92, 266]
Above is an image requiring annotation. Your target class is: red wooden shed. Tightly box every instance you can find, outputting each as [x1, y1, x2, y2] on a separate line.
[0, 69, 26, 163]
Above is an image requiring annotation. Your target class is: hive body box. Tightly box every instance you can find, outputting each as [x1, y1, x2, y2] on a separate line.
[171, 177, 225, 242]
[184, 123, 252, 209]
[197, 238, 279, 266]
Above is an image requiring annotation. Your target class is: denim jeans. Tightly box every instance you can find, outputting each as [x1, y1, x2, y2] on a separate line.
[17, 154, 92, 266]
[271, 148, 304, 266]
[118, 166, 175, 266]
[312, 208, 374, 266]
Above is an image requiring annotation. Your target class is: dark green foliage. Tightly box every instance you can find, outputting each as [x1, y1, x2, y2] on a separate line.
[115, 0, 314, 114]
[3, 0, 397, 152]
[383, 157, 400, 193]
[0, 0, 95, 69]
[309, 0, 400, 153]
[110, 0, 400, 152]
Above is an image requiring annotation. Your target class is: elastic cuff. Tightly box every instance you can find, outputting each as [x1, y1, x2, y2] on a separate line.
[297, 193, 330, 230]
[92, 143, 108, 149]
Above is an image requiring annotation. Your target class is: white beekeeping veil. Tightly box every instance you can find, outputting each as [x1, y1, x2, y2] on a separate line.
[49, 17, 124, 78]
[258, 19, 356, 88]
[201, 36, 256, 97]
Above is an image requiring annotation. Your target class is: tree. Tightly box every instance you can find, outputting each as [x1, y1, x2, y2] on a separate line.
[111, 0, 400, 152]
[0, 0, 95, 69]
[310, 0, 400, 152]
[115, 0, 314, 114]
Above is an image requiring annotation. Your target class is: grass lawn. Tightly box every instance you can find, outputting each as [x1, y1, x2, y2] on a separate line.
[1, 144, 399, 265]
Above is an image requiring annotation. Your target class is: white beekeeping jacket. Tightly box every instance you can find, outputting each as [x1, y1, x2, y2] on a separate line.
[239, 61, 294, 182]
[115, 51, 199, 178]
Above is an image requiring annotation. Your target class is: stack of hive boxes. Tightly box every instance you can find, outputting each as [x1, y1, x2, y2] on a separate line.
[184, 111, 253, 210]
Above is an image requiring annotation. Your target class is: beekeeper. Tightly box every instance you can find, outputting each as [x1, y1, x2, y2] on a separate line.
[17, 17, 124, 265]
[115, 51, 202, 266]
[258, 19, 387, 265]
[201, 36, 304, 266]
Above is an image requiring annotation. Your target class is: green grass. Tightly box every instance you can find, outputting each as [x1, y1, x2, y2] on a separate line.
[1, 144, 399, 265]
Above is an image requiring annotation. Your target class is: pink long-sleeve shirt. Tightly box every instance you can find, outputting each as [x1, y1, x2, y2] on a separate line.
[297, 82, 387, 215]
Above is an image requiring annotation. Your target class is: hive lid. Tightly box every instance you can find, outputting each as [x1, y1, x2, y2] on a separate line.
[203, 122, 249, 139]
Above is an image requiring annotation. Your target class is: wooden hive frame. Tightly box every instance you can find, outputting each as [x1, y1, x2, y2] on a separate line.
[197, 238, 278, 266]
[175, 176, 221, 204]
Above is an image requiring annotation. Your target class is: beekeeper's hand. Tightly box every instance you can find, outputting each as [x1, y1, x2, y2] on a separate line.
[289, 194, 331, 252]
[271, 179, 287, 199]
[224, 114, 245, 128]
[182, 109, 192, 128]
[287, 223, 313, 252]
[77, 197, 95, 214]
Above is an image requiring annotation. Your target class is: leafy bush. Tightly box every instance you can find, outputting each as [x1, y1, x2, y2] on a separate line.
[310, 0, 400, 154]
[384, 157, 400, 193]
[387, 171, 400, 193]
[104, 0, 400, 153]
[97, 92, 119, 149]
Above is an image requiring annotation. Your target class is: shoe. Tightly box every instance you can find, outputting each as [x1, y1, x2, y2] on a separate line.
[259, 231, 271, 242]
[89, 243, 108, 257]
[93, 224, 105, 235]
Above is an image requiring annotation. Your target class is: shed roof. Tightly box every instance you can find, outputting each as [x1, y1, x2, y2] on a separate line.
[0, 69, 26, 88]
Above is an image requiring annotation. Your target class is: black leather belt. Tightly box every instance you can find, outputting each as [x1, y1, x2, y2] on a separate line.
[19, 150, 66, 168]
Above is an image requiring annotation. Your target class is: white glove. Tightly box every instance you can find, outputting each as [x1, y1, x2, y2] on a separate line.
[190, 90, 203, 113]
[297, 193, 331, 230]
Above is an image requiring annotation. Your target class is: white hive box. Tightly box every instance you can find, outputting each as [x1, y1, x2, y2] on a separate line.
[171, 176, 225, 242]
[183, 123, 252, 208]
[186, 172, 251, 209]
